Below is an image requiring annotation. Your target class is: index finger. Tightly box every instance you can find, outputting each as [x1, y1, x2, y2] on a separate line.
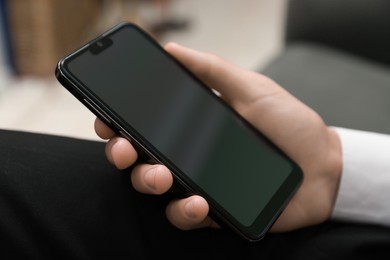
[94, 118, 116, 140]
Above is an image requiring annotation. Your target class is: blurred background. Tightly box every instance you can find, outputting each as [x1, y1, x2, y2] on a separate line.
[0, 0, 287, 141]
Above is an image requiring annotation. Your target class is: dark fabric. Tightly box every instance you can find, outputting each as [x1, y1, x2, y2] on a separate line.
[285, 0, 390, 67]
[262, 43, 390, 135]
[1, 129, 390, 259]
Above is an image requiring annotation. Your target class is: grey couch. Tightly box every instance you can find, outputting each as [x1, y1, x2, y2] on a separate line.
[262, 0, 390, 135]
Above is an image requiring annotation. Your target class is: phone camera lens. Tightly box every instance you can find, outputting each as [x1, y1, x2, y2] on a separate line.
[90, 37, 112, 54]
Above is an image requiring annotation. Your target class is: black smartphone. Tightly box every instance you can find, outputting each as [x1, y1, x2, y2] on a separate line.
[55, 22, 303, 241]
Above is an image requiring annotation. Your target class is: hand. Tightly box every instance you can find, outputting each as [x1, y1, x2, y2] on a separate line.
[95, 42, 342, 232]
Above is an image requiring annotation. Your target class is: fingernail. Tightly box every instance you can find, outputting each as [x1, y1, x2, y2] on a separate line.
[184, 200, 197, 219]
[144, 168, 156, 190]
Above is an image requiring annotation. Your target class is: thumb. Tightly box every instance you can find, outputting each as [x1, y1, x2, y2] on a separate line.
[163, 42, 270, 110]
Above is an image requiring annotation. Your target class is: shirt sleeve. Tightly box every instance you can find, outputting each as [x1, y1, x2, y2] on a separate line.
[331, 127, 390, 226]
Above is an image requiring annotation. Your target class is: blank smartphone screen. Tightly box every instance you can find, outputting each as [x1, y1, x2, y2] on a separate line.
[61, 23, 302, 239]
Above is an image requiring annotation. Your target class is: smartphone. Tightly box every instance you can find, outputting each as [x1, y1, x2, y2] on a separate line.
[55, 22, 303, 241]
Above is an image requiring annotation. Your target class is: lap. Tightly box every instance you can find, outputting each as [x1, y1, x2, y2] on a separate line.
[0, 130, 388, 259]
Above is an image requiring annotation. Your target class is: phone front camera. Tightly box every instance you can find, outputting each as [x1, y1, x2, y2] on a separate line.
[96, 41, 104, 48]
[90, 37, 113, 55]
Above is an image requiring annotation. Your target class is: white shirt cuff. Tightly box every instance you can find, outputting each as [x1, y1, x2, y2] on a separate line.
[331, 127, 390, 226]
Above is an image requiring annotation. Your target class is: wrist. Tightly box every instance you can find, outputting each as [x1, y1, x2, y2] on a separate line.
[298, 126, 343, 225]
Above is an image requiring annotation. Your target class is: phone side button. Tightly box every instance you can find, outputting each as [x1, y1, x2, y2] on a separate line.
[83, 99, 111, 125]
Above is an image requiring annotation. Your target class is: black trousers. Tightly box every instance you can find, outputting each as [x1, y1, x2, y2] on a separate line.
[1, 129, 389, 259]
